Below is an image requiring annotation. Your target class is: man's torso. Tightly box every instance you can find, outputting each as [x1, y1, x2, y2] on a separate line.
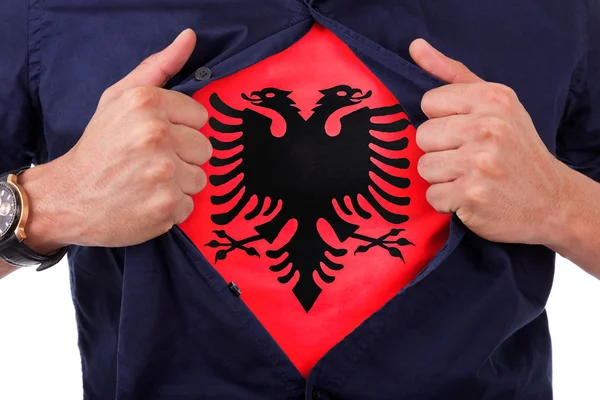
[26, 0, 582, 398]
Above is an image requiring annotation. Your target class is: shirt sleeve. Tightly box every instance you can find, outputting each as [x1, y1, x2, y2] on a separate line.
[556, 0, 600, 183]
[0, 0, 45, 173]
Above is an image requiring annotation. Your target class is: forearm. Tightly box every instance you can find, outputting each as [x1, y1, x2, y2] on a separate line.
[0, 161, 73, 280]
[0, 260, 17, 279]
[18, 161, 74, 254]
[0, 162, 70, 279]
[544, 164, 600, 279]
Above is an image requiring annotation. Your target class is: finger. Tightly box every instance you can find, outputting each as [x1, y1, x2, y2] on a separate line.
[416, 114, 474, 152]
[423, 82, 521, 119]
[175, 159, 207, 195]
[160, 90, 208, 130]
[418, 150, 464, 184]
[107, 29, 196, 99]
[421, 83, 482, 118]
[409, 39, 484, 84]
[172, 125, 213, 166]
[426, 182, 461, 214]
[174, 194, 195, 225]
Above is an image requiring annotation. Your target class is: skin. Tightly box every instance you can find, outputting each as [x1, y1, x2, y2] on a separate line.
[1, 32, 599, 280]
[1, 30, 212, 276]
[409, 39, 600, 279]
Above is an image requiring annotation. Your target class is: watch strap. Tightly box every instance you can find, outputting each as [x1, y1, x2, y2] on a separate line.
[0, 166, 68, 271]
[0, 234, 68, 271]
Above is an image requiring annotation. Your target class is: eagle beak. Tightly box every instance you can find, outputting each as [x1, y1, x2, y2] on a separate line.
[242, 92, 262, 104]
[351, 89, 372, 101]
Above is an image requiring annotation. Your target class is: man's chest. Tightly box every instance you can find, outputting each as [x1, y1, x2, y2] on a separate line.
[176, 24, 451, 375]
[31, 0, 585, 388]
[37, 0, 581, 160]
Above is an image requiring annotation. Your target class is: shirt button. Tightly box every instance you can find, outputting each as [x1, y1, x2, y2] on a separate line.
[228, 281, 242, 297]
[194, 66, 212, 81]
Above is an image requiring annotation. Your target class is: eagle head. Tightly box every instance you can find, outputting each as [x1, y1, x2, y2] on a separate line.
[316, 85, 373, 109]
[241, 88, 295, 109]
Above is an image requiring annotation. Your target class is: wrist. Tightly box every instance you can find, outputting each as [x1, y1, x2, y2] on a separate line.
[18, 160, 76, 254]
[539, 163, 584, 254]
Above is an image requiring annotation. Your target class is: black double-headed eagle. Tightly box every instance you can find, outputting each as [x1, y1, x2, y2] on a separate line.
[205, 85, 414, 311]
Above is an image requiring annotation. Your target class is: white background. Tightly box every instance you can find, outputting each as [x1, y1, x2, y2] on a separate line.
[0, 256, 599, 400]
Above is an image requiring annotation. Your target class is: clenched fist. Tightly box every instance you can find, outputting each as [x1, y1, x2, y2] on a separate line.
[409, 39, 567, 245]
[21, 30, 212, 251]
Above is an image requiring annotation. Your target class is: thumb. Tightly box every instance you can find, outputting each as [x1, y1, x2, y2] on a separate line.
[107, 29, 197, 98]
[409, 39, 483, 84]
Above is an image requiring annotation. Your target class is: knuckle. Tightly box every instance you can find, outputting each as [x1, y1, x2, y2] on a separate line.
[453, 60, 467, 71]
[161, 220, 175, 234]
[140, 119, 170, 146]
[147, 158, 176, 182]
[471, 118, 492, 142]
[125, 87, 158, 110]
[156, 189, 180, 216]
[479, 116, 509, 141]
[487, 115, 511, 135]
[182, 197, 195, 220]
[141, 53, 160, 67]
[195, 168, 208, 192]
[453, 63, 473, 82]
[196, 103, 209, 127]
[484, 84, 515, 110]
[473, 152, 498, 174]
[198, 135, 214, 164]
[99, 87, 118, 105]
[417, 154, 430, 176]
[464, 184, 487, 205]
[188, 167, 207, 194]
[420, 91, 435, 114]
[425, 185, 439, 207]
[173, 197, 194, 225]
[425, 185, 435, 202]
[497, 84, 517, 98]
[415, 124, 429, 151]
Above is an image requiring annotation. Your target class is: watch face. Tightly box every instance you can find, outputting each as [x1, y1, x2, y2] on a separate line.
[0, 182, 17, 239]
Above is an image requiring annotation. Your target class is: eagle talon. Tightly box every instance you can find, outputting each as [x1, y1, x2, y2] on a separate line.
[205, 230, 262, 262]
[351, 228, 413, 263]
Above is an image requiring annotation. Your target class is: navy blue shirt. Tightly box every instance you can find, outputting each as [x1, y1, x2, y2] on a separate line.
[1, 1, 599, 399]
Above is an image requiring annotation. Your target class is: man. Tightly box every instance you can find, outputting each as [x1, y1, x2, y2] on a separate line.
[0, 0, 599, 399]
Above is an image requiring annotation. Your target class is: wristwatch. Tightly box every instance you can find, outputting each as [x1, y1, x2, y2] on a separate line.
[0, 167, 67, 271]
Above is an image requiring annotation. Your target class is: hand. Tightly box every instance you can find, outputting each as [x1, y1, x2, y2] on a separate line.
[21, 29, 212, 251]
[409, 39, 569, 245]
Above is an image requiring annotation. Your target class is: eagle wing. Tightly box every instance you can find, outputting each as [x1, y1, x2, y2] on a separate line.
[327, 104, 413, 238]
[207, 93, 285, 230]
